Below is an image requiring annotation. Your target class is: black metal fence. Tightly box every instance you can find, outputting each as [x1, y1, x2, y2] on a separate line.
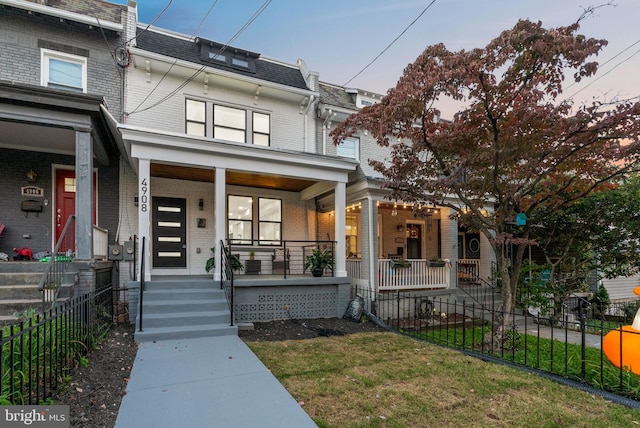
[0, 284, 131, 405]
[354, 286, 640, 402]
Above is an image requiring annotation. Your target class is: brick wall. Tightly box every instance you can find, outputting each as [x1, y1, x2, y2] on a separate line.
[0, 6, 125, 119]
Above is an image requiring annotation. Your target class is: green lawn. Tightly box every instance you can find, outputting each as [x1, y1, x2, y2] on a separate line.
[246, 330, 640, 428]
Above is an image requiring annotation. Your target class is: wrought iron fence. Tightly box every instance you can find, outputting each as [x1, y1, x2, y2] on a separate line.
[38, 215, 75, 307]
[354, 285, 640, 403]
[0, 284, 130, 405]
[220, 240, 234, 326]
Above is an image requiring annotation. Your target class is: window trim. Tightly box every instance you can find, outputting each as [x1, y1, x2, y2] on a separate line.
[41, 48, 87, 93]
[185, 99, 207, 136]
[213, 104, 247, 143]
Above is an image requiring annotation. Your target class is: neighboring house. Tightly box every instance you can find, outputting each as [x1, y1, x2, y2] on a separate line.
[0, 0, 134, 304]
[316, 82, 495, 295]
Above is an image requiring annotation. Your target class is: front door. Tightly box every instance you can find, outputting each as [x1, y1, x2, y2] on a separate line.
[407, 223, 422, 259]
[152, 196, 187, 268]
[54, 169, 96, 246]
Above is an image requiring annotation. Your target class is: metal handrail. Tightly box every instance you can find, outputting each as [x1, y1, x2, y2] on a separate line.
[220, 240, 234, 326]
[38, 215, 75, 308]
[138, 236, 146, 332]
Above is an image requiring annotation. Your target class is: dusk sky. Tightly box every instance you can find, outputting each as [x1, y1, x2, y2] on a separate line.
[121, 0, 640, 119]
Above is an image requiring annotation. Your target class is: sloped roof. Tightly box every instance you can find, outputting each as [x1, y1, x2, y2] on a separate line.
[319, 83, 357, 110]
[136, 28, 310, 91]
[23, 0, 124, 24]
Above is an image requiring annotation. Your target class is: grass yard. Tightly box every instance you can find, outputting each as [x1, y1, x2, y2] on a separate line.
[247, 331, 640, 428]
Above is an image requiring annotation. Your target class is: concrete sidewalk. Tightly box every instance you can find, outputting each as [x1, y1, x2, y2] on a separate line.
[115, 335, 317, 428]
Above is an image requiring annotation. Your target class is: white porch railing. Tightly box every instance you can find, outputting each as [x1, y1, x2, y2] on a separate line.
[378, 259, 450, 291]
[346, 259, 362, 278]
[93, 225, 108, 260]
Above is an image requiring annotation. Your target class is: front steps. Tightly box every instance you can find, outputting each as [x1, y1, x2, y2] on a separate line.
[0, 262, 48, 325]
[135, 279, 237, 342]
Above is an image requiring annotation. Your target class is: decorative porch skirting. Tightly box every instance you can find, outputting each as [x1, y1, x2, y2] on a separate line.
[234, 277, 352, 323]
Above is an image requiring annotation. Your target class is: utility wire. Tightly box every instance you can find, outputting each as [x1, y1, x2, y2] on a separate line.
[564, 38, 640, 101]
[128, 0, 219, 115]
[342, 0, 437, 87]
[128, 0, 272, 116]
[118, 0, 174, 50]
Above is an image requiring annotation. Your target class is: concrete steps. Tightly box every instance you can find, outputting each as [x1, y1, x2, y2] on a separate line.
[0, 262, 78, 322]
[135, 279, 237, 342]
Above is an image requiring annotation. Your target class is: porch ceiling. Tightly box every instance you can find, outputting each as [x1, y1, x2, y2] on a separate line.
[150, 163, 316, 192]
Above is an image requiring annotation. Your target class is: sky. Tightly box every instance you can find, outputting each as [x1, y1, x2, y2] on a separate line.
[120, 0, 640, 119]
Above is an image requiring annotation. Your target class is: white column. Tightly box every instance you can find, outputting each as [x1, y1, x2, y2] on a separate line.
[214, 167, 226, 281]
[138, 159, 151, 282]
[334, 181, 347, 277]
[75, 129, 93, 260]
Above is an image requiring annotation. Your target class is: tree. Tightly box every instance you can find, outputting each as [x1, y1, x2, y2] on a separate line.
[332, 18, 640, 348]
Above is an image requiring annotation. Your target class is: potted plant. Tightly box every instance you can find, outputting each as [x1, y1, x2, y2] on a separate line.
[249, 250, 255, 260]
[391, 257, 411, 268]
[304, 248, 334, 277]
[427, 257, 446, 267]
[205, 248, 245, 272]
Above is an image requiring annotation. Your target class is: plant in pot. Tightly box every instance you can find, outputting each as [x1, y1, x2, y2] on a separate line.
[304, 248, 334, 277]
[205, 248, 244, 272]
[427, 257, 446, 267]
[249, 251, 255, 260]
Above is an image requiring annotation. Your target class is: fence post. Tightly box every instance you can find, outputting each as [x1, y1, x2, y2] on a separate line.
[580, 301, 587, 380]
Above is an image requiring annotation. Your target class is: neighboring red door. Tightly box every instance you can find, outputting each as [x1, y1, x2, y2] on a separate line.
[55, 169, 96, 246]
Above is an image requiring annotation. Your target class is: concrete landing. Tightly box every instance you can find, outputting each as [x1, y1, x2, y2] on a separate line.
[115, 335, 317, 428]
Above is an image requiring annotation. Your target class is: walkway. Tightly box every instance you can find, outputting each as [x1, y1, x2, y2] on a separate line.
[115, 335, 317, 428]
[514, 315, 603, 349]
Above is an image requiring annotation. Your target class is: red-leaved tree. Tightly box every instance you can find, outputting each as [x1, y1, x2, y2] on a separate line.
[332, 18, 640, 348]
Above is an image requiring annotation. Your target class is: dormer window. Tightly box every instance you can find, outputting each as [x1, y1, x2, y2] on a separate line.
[198, 39, 259, 73]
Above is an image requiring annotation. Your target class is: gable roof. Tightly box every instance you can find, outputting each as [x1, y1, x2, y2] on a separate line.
[136, 28, 310, 91]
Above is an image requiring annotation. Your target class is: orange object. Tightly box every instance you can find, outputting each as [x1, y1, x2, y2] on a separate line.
[603, 287, 640, 375]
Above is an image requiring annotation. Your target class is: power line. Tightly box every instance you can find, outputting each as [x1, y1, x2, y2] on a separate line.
[128, 0, 272, 116]
[564, 38, 640, 101]
[118, 0, 174, 50]
[342, 0, 437, 88]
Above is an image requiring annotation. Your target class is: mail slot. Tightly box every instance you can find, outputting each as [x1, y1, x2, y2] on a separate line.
[21, 200, 43, 212]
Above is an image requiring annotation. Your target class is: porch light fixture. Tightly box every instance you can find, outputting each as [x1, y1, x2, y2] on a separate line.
[26, 169, 37, 183]
[397, 224, 404, 232]
[199, 198, 204, 210]
[391, 203, 398, 217]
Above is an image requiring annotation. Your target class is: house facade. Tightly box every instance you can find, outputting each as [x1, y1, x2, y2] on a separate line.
[0, 0, 135, 306]
[0, 0, 497, 326]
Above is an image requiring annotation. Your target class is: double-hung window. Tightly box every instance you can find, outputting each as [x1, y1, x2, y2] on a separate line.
[258, 198, 281, 245]
[214, 105, 246, 143]
[41, 49, 87, 93]
[337, 136, 359, 160]
[186, 99, 206, 136]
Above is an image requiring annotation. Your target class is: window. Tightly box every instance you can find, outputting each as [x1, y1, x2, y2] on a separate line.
[337, 137, 359, 160]
[253, 112, 270, 146]
[186, 99, 206, 136]
[228, 196, 253, 244]
[199, 42, 258, 72]
[258, 198, 282, 245]
[346, 215, 358, 257]
[214, 105, 246, 143]
[186, 101, 271, 145]
[41, 49, 87, 92]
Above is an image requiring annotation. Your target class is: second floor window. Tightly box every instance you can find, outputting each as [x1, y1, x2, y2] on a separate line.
[186, 100, 270, 145]
[337, 137, 359, 160]
[41, 49, 86, 93]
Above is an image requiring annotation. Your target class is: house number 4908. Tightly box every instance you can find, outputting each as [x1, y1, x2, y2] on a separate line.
[140, 178, 148, 212]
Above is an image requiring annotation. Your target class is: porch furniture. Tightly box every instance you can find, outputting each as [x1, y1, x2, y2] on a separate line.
[272, 248, 290, 275]
[458, 260, 479, 283]
[245, 259, 262, 275]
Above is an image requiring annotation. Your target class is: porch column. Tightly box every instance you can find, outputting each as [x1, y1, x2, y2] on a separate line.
[213, 167, 226, 282]
[361, 197, 378, 291]
[334, 181, 347, 277]
[75, 129, 93, 260]
[138, 158, 151, 282]
[441, 207, 458, 289]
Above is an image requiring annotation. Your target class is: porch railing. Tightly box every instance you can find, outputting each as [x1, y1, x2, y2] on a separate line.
[226, 240, 336, 278]
[458, 258, 481, 283]
[92, 225, 109, 259]
[378, 259, 450, 291]
[138, 236, 146, 333]
[38, 215, 75, 308]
